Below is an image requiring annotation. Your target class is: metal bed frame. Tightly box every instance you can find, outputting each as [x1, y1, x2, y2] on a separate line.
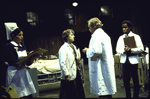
[37, 58, 85, 87]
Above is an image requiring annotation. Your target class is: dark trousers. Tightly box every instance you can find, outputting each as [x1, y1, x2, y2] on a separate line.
[75, 70, 85, 98]
[59, 80, 78, 98]
[59, 70, 85, 98]
[122, 58, 139, 99]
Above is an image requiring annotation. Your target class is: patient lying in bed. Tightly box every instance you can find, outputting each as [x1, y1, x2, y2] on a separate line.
[29, 59, 61, 74]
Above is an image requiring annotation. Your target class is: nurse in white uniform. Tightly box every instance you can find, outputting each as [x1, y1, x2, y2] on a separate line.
[5, 27, 36, 98]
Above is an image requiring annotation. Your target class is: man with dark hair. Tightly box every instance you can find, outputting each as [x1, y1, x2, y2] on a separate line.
[116, 20, 144, 98]
[122, 20, 132, 30]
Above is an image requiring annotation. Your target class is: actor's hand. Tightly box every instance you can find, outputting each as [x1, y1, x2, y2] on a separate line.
[28, 50, 34, 55]
[124, 45, 131, 51]
[124, 45, 131, 54]
[65, 76, 70, 82]
[82, 47, 88, 54]
[25, 65, 30, 69]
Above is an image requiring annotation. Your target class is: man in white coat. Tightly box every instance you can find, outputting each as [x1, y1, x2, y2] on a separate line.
[116, 20, 144, 98]
[82, 17, 117, 99]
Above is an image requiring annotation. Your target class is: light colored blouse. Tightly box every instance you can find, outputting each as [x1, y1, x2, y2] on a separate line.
[58, 42, 79, 81]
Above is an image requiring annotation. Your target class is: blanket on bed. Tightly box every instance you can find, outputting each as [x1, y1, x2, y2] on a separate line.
[29, 59, 61, 73]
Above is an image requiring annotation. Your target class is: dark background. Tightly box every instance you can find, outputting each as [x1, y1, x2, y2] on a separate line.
[1, 0, 149, 65]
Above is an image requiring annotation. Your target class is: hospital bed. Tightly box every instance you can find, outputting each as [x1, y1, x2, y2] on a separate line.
[29, 57, 85, 87]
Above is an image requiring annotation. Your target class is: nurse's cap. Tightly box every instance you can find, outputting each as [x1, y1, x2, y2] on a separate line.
[4, 22, 18, 40]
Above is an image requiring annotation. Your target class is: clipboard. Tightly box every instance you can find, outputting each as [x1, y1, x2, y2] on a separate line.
[15, 48, 47, 65]
[123, 36, 136, 48]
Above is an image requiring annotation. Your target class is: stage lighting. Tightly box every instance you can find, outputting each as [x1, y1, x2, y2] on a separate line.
[72, 2, 78, 7]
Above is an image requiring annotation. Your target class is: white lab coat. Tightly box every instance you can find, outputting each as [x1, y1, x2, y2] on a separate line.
[58, 42, 79, 81]
[86, 28, 117, 96]
[116, 31, 144, 64]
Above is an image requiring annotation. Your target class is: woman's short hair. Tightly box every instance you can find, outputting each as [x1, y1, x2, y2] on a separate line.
[88, 17, 103, 28]
[122, 20, 132, 30]
[10, 28, 22, 39]
[62, 29, 75, 42]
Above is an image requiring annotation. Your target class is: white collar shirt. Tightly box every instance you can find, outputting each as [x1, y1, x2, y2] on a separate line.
[10, 41, 27, 60]
[116, 31, 144, 64]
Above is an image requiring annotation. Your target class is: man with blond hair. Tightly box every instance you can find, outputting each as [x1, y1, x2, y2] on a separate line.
[83, 17, 117, 99]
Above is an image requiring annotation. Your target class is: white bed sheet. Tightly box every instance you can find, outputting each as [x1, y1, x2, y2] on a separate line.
[29, 59, 61, 74]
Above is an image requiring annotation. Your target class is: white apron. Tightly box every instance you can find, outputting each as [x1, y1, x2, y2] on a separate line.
[6, 44, 36, 97]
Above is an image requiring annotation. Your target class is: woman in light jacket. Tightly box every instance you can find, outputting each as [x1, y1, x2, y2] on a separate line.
[5, 28, 37, 98]
[58, 29, 85, 98]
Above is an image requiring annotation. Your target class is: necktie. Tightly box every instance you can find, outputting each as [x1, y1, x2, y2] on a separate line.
[69, 44, 76, 58]
[125, 34, 128, 38]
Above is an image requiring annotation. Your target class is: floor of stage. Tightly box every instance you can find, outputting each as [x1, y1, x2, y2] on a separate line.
[38, 64, 149, 98]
